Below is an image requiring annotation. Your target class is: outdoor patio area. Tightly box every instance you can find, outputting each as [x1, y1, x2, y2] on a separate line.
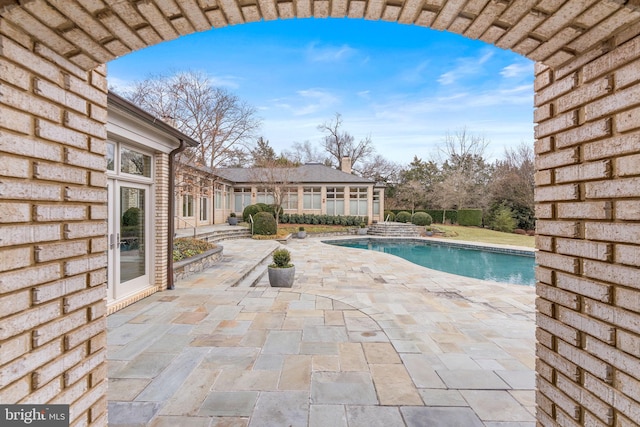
[107, 236, 537, 426]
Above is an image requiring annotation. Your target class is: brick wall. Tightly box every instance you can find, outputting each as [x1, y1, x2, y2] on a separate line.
[0, 29, 108, 426]
[534, 33, 640, 425]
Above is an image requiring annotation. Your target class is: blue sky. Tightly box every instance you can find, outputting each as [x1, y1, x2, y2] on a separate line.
[107, 18, 535, 165]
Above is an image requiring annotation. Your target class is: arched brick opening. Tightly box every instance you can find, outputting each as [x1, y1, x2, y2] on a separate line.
[1, 1, 640, 425]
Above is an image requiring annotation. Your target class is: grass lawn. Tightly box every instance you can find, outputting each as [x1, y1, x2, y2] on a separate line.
[434, 225, 535, 248]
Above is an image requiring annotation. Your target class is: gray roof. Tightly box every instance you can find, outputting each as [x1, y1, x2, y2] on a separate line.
[213, 163, 374, 185]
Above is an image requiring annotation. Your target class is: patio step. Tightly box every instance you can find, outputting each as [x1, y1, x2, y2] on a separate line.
[198, 227, 251, 243]
[367, 222, 423, 237]
[231, 243, 278, 288]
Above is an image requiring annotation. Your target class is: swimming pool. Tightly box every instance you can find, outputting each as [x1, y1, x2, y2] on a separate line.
[324, 238, 535, 286]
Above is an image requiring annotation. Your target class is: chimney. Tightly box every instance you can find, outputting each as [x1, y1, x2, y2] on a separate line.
[340, 156, 352, 174]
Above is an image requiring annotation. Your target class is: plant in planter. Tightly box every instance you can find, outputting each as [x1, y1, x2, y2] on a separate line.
[268, 248, 295, 288]
[297, 226, 306, 239]
[228, 212, 238, 225]
[425, 226, 434, 237]
[357, 222, 369, 235]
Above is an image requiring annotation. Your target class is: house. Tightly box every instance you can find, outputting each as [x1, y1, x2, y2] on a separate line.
[106, 92, 197, 313]
[174, 157, 385, 227]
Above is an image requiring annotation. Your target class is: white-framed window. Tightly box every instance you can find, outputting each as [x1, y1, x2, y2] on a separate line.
[200, 197, 208, 221]
[373, 189, 381, 216]
[326, 187, 344, 215]
[106, 141, 153, 182]
[282, 188, 299, 210]
[349, 187, 368, 216]
[215, 184, 223, 209]
[303, 187, 321, 210]
[234, 187, 252, 212]
[257, 188, 275, 205]
[183, 194, 194, 217]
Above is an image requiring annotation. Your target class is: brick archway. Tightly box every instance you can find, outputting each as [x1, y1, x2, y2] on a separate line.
[1, 1, 640, 425]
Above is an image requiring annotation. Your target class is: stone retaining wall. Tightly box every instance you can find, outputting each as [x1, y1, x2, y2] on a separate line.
[173, 246, 224, 282]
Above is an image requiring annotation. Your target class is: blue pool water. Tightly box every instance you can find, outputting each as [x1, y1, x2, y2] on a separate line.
[325, 239, 535, 286]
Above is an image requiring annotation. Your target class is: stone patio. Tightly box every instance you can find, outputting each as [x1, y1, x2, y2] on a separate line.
[107, 236, 536, 426]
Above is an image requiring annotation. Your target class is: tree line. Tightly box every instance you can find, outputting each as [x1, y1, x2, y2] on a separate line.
[117, 70, 534, 231]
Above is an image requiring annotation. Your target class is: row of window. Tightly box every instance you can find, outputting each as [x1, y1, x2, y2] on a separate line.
[182, 186, 380, 219]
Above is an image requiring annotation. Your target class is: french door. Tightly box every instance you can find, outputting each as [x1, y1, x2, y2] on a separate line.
[107, 179, 151, 303]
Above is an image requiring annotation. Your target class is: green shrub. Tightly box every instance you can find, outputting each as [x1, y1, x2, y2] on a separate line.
[457, 209, 483, 227]
[424, 210, 458, 224]
[173, 237, 216, 261]
[122, 207, 140, 226]
[395, 211, 412, 223]
[383, 210, 395, 221]
[270, 248, 293, 268]
[412, 212, 433, 226]
[243, 204, 262, 222]
[253, 211, 277, 235]
[256, 203, 274, 214]
[491, 205, 517, 233]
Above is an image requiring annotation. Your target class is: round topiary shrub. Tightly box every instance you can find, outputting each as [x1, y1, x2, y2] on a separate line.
[243, 204, 262, 222]
[412, 212, 433, 226]
[253, 211, 277, 235]
[384, 210, 395, 222]
[122, 207, 140, 226]
[395, 211, 412, 223]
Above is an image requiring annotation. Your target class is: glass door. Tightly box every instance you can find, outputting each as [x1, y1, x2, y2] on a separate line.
[107, 179, 150, 303]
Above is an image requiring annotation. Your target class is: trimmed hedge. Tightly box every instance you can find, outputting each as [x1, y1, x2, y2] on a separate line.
[411, 212, 433, 226]
[383, 210, 395, 221]
[457, 209, 483, 227]
[395, 211, 412, 223]
[253, 211, 277, 235]
[424, 210, 458, 224]
[280, 213, 367, 226]
[243, 204, 262, 222]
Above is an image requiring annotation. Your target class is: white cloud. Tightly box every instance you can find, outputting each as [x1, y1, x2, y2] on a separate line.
[500, 62, 534, 79]
[306, 42, 357, 62]
[437, 49, 495, 85]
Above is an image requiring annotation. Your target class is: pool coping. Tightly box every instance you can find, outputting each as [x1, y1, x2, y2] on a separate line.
[321, 235, 536, 257]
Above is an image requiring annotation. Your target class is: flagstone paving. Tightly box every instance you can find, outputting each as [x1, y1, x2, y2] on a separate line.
[108, 235, 537, 426]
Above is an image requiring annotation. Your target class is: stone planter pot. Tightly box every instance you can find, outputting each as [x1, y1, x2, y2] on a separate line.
[357, 227, 368, 235]
[228, 216, 238, 225]
[268, 266, 295, 287]
[297, 231, 306, 239]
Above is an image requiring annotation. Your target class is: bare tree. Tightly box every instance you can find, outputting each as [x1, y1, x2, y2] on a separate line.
[283, 141, 329, 165]
[126, 70, 261, 169]
[250, 162, 298, 224]
[318, 113, 375, 169]
[438, 128, 493, 210]
[356, 154, 402, 183]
